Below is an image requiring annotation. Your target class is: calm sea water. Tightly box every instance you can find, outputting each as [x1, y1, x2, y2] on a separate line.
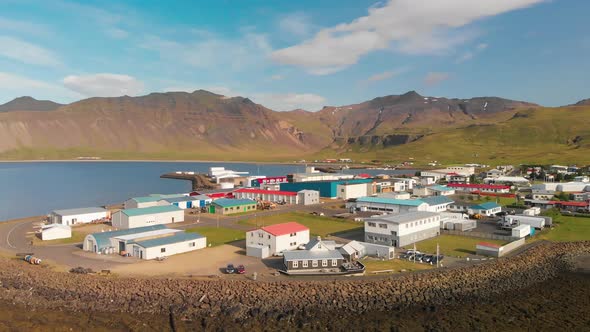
[0, 162, 416, 221]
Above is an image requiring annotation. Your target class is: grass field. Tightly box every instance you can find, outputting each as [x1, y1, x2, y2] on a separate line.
[537, 216, 590, 242]
[185, 226, 245, 246]
[361, 258, 434, 274]
[238, 212, 363, 237]
[409, 235, 507, 258]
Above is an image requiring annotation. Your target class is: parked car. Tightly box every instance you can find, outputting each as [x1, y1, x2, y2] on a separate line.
[297, 243, 307, 250]
[273, 251, 284, 257]
[422, 255, 433, 263]
[225, 264, 236, 274]
[414, 253, 425, 262]
[431, 255, 445, 264]
[405, 249, 422, 255]
[237, 265, 245, 274]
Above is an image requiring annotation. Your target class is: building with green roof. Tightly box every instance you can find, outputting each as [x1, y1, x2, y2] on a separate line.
[210, 198, 257, 215]
[112, 205, 184, 229]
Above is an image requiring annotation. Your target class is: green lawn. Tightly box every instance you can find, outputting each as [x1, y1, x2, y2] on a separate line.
[409, 235, 507, 258]
[537, 216, 590, 242]
[361, 258, 434, 274]
[34, 231, 86, 245]
[185, 226, 245, 246]
[238, 212, 363, 237]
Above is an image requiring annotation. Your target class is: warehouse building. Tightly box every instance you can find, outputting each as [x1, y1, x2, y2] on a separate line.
[209, 198, 257, 215]
[40, 224, 72, 241]
[280, 179, 373, 198]
[246, 222, 310, 258]
[468, 202, 502, 216]
[447, 183, 511, 194]
[111, 205, 184, 229]
[364, 212, 440, 247]
[348, 197, 428, 214]
[157, 196, 206, 209]
[49, 207, 108, 226]
[124, 196, 164, 209]
[337, 182, 370, 200]
[297, 190, 320, 205]
[233, 188, 298, 204]
[83, 225, 206, 259]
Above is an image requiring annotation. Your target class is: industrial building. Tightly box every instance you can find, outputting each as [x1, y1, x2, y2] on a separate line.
[40, 224, 72, 241]
[49, 207, 108, 226]
[209, 198, 257, 215]
[349, 197, 428, 214]
[233, 188, 298, 204]
[280, 179, 373, 198]
[364, 211, 440, 247]
[124, 196, 164, 209]
[297, 190, 320, 205]
[246, 222, 310, 258]
[446, 183, 511, 194]
[468, 202, 502, 216]
[83, 225, 206, 259]
[420, 196, 454, 212]
[111, 205, 184, 229]
[157, 196, 206, 209]
[338, 241, 395, 260]
[337, 182, 370, 200]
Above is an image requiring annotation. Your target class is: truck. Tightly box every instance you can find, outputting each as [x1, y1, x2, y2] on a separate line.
[504, 215, 545, 229]
[511, 224, 531, 238]
[522, 207, 541, 216]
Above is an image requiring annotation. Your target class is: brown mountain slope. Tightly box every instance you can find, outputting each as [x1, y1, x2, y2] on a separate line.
[0, 90, 325, 160]
[0, 96, 63, 112]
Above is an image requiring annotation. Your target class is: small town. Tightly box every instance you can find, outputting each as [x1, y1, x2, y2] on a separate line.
[3, 163, 588, 280]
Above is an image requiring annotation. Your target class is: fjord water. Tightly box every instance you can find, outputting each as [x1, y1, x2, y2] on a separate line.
[0, 161, 415, 221]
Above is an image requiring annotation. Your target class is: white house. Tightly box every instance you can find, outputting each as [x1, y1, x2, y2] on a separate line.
[468, 202, 502, 216]
[233, 188, 299, 204]
[420, 196, 454, 212]
[297, 190, 320, 205]
[111, 205, 184, 229]
[157, 196, 204, 209]
[83, 225, 206, 259]
[246, 222, 310, 258]
[447, 183, 511, 194]
[364, 212, 440, 247]
[40, 224, 72, 241]
[390, 177, 417, 190]
[49, 207, 108, 226]
[337, 182, 369, 200]
[123, 196, 164, 209]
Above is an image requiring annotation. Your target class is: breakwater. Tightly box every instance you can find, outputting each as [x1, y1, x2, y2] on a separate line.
[0, 241, 588, 330]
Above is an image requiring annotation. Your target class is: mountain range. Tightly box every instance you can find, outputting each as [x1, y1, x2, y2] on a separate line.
[0, 90, 588, 164]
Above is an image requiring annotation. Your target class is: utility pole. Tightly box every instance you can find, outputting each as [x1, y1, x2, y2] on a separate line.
[436, 242, 440, 268]
[413, 243, 416, 264]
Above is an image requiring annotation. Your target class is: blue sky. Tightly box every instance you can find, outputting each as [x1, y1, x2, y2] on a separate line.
[0, 0, 588, 110]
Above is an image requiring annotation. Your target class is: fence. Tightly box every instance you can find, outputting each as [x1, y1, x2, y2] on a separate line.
[441, 229, 515, 242]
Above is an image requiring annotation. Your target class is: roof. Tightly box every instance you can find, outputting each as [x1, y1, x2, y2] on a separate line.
[234, 188, 297, 196]
[261, 222, 309, 236]
[477, 242, 502, 249]
[447, 183, 510, 190]
[160, 196, 199, 204]
[42, 224, 71, 231]
[367, 211, 439, 224]
[304, 237, 337, 250]
[190, 194, 213, 201]
[283, 249, 343, 261]
[420, 196, 454, 206]
[212, 198, 256, 208]
[88, 225, 167, 250]
[134, 232, 205, 248]
[429, 185, 455, 192]
[113, 228, 180, 241]
[119, 205, 182, 217]
[130, 196, 163, 203]
[550, 201, 589, 207]
[51, 207, 106, 216]
[356, 197, 426, 206]
[339, 241, 365, 255]
[471, 202, 502, 210]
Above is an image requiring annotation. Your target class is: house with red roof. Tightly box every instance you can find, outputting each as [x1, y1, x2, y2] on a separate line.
[233, 188, 299, 204]
[246, 222, 310, 258]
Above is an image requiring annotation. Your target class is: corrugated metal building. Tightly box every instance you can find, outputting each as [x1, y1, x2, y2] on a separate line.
[280, 179, 372, 198]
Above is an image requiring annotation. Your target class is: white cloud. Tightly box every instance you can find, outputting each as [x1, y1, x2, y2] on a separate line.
[0, 17, 52, 36]
[0, 36, 60, 67]
[63, 73, 144, 97]
[278, 12, 314, 38]
[105, 27, 129, 39]
[271, 0, 544, 74]
[0, 72, 80, 102]
[424, 72, 450, 86]
[251, 93, 326, 111]
[456, 42, 489, 63]
[142, 31, 272, 70]
[0, 72, 56, 90]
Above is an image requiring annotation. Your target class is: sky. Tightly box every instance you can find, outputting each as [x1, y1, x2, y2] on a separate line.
[0, 0, 589, 111]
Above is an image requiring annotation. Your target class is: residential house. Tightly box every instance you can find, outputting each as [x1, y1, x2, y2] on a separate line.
[364, 211, 440, 247]
[246, 222, 310, 258]
[282, 236, 345, 273]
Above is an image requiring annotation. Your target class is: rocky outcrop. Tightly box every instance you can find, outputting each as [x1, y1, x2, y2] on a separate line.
[345, 134, 424, 147]
[0, 241, 588, 326]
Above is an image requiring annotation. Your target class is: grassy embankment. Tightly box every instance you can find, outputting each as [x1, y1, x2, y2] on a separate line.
[238, 212, 362, 237]
[361, 258, 434, 274]
[536, 215, 590, 242]
[185, 226, 245, 247]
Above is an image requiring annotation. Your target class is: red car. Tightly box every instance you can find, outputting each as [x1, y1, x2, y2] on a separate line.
[237, 265, 246, 274]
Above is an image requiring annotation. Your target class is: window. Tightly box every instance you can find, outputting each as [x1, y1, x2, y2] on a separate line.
[292, 261, 299, 268]
[268, 235, 271, 239]
[302, 260, 308, 268]
[331, 259, 338, 267]
[322, 259, 328, 267]
[405, 224, 408, 229]
[379, 223, 387, 229]
[312, 260, 318, 267]
[189, 242, 195, 247]
[259, 233, 263, 238]
[368, 222, 376, 227]
[161, 248, 166, 253]
[290, 232, 296, 237]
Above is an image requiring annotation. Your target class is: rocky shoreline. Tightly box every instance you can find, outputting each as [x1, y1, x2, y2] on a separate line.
[0, 241, 589, 330]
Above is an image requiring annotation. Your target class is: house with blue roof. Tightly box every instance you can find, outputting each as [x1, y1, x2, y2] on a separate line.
[82, 224, 206, 259]
[112, 205, 184, 229]
[413, 185, 456, 197]
[157, 195, 212, 210]
[468, 202, 502, 216]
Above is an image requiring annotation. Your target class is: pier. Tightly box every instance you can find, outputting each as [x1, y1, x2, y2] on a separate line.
[160, 172, 219, 191]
